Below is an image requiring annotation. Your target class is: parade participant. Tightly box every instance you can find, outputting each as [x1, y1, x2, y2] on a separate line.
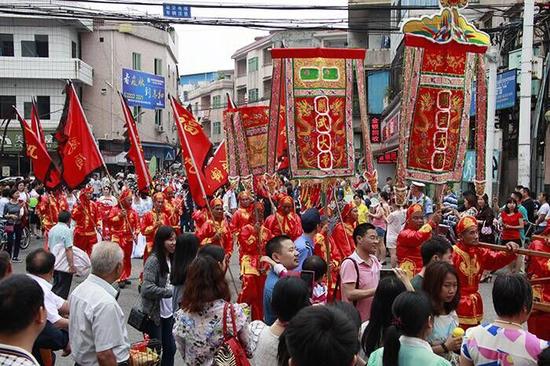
[97, 186, 117, 240]
[109, 189, 139, 288]
[196, 198, 233, 257]
[71, 186, 100, 256]
[141, 192, 170, 263]
[230, 191, 254, 240]
[191, 207, 208, 230]
[36, 188, 68, 248]
[396, 203, 441, 278]
[237, 201, 272, 320]
[314, 214, 341, 295]
[452, 216, 519, 329]
[331, 202, 358, 259]
[264, 194, 303, 241]
[163, 186, 182, 235]
[526, 229, 550, 340]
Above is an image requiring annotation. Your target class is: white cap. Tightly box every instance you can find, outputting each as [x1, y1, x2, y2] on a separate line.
[411, 181, 426, 187]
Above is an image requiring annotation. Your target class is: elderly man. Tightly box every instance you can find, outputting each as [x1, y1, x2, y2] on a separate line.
[69, 242, 130, 366]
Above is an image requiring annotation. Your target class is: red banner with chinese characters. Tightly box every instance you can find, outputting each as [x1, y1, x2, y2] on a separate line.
[267, 48, 367, 179]
[204, 140, 228, 195]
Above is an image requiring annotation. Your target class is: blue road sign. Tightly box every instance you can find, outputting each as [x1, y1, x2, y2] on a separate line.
[470, 69, 517, 116]
[163, 4, 191, 18]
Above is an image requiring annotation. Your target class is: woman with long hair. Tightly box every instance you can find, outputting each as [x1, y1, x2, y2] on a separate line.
[422, 262, 461, 365]
[173, 254, 252, 364]
[367, 292, 451, 366]
[500, 198, 524, 246]
[170, 233, 200, 311]
[141, 225, 177, 366]
[3, 189, 23, 262]
[476, 194, 495, 244]
[361, 276, 407, 360]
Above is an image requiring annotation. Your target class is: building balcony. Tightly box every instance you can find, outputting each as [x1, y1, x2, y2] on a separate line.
[0, 57, 93, 86]
[235, 74, 248, 89]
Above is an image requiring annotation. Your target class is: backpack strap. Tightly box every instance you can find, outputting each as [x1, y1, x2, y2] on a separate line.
[332, 257, 360, 305]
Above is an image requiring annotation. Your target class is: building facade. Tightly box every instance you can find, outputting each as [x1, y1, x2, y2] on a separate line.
[81, 22, 179, 169]
[0, 14, 93, 176]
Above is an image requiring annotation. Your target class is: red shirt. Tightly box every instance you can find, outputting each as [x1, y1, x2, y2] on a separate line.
[501, 211, 523, 240]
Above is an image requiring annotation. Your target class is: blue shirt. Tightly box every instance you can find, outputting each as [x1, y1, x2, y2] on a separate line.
[47, 222, 73, 251]
[294, 234, 314, 271]
[263, 269, 279, 325]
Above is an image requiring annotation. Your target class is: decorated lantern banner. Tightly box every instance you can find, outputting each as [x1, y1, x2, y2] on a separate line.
[394, 5, 489, 203]
[267, 48, 373, 180]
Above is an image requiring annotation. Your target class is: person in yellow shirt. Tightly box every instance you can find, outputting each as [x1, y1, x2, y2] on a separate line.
[354, 194, 369, 224]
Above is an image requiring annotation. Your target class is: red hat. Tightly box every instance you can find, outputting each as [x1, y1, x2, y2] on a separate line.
[278, 194, 294, 206]
[210, 198, 223, 208]
[456, 216, 477, 235]
[119, 188, 133, 202]
[163, 186, 175, 196]
[238, 191, 252, 201]
[152, 192, 164, 201]
[341, 202, 356, 219]
[406, 204, 423, 221]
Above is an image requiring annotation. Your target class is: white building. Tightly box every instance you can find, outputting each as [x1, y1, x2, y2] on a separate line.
[185, 70, 233, 144]
[0, 13, 93, 176]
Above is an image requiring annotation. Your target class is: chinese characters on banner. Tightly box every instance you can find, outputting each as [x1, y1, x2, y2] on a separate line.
[122, 68, 165, 110]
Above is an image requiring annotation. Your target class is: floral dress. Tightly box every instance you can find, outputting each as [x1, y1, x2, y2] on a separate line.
[172, 299, 252, 365]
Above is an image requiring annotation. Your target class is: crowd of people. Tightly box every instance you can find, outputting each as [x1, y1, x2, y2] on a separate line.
[0, 170, 549, 366]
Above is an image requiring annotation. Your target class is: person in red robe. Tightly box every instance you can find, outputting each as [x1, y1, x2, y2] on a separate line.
[109, 189, 139, 288]
[37, 188, 69, 249]
[196, 198, 233, 257]
[396, 203, 440, 278]
[141, 192, 170, 263]
[237, 201, 272, 320]
[330, 202, 358, 259]
[526, 228, 550, 339]
[452, 215, 519, 329]
[71, 186, 100, 255]
[314, 216, 341, 296]
[264, 194, 302, 241]
[192, 208, 208, 229]
[230, 191, 254, 240]
[163, 186, 182, 235]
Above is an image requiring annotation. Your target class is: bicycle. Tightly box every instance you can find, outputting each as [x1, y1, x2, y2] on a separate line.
[0, 219, 31, 252]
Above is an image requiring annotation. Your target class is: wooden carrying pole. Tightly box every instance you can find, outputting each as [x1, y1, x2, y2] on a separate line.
[477, 242, 550, 259]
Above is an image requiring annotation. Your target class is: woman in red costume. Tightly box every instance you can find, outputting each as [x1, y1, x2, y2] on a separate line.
[331, 202, 358, 259]
[236, 201, 272, 320]
[396, 203, 440, 278]
[452, 216, 518, 329]
[109, 189, 140, 288]
[196, 198, 233, 257]
[264, 194, 302, 241]
[71, 186, 100, 255]
[162, 186, 182, 235]
[141, 192, 170, 263]
[526, 227, 550, 339]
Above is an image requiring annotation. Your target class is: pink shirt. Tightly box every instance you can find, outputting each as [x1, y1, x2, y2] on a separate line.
[340, 251, 381, 321]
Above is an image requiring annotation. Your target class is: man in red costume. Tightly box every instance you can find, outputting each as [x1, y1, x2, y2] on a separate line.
[526, 229, 550, 339]
[331, 202, 358, 259]
[37, 188, 69, 249]
[141, 192, 170, 263]
[230, 191, 254, 239]
[192, 208, 208, 230]
[314, 216, 341, 295]
[197, 198, 233, 257]
[109, 189, 139, 288]
[71, 186, 100, 255]
[264, 194, 302, 241]
[452, 215, 519, 329]
[396, 203, 440, 278]
[163, 186, 182, 235]
[237, 201, 272, 320]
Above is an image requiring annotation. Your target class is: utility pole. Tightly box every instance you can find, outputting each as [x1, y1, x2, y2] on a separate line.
[517, 0, 535, 187]
[485, 46, 498, 201]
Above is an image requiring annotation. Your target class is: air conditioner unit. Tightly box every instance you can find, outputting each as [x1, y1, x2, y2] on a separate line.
[156, 125, 164, 133]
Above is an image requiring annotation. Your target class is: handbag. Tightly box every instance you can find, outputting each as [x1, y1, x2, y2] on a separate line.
[127, 305, 148, 332]
[213, 303, 250, 366]
[480, 220, 493, 236]
[4, 223, 14, 233]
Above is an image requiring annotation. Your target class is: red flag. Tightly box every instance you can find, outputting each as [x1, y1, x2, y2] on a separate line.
[119, 93, 152, 193]
[55, 82, 104, 189]
[31, 100, 46, 145]
[14, 108, 62, 189]
[204, 140, 228, 195]
[170, 96, 212, 207]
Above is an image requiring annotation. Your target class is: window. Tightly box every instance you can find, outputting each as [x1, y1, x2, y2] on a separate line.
[236, 59, 247, 76]
[154, 58, 162, 76]
[237, 87, 247, 105]
[155, 109, 162, 125]
[71, 41, 77, 58]
[21, 35, 49, 57]
[248, 57, 259, 72]
[0, 96, 15, 119]
[24, 102, 32, 119]
[0, 34, 14, 56]
[213, 121, 221, 135]
[248, 88, 259, 102]
[262, 48, 272, 66]
[133, 106, 142, 123]
[212, 95, 221, 108]
[99, 37, 104, 43]
[132, 52, 141, 70]
[263, 79, 272, 99]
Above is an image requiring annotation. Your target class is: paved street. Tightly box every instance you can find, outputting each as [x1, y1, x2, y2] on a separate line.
[11, 237, 498, 365]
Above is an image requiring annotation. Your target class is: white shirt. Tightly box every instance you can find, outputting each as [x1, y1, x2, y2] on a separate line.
[18, 191, 29, 203]
[539, 202, 550, 226]
[69, 274, 129, 365]
[27, 274, 65, 324]
[223, 190, 237, 214]
[0, 343, 40, 366]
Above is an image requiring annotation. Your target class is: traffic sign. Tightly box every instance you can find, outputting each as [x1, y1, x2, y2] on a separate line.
[163, 4, 191, 18]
